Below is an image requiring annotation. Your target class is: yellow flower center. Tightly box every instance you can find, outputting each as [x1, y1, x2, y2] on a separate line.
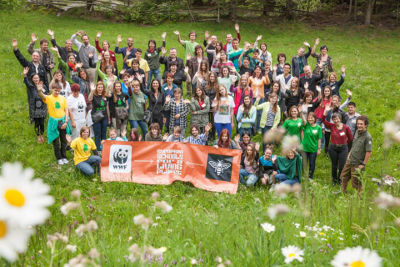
[288, 253, 296, 258]
[0, 221, 7, 238]
[4, 189, 26, 207]
[350, 261, 366, 267]
[319, 232, 325, 236]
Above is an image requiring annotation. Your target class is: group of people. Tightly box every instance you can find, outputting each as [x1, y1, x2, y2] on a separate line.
[13, 23, 372, 193]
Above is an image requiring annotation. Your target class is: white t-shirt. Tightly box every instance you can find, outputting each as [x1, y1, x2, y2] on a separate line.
[213, 96, 235, 124]
[59, 81, 71, 97]
[67, 94, 87, 122]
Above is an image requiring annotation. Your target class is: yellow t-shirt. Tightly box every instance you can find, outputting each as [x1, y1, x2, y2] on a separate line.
[70, 137, 97, 165]
[44, 94, 67, 119]
[127, 58, 150, 72]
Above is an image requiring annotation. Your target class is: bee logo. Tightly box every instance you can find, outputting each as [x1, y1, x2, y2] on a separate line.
[208, 160, 231, 176]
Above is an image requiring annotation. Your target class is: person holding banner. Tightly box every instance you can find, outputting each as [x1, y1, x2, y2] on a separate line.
[212, 85, 235, 137]
[213, 129, 239, 149]
[71, 126, 101, 176]
[239, 143, 259, 186]
[163, 88, 190, 135]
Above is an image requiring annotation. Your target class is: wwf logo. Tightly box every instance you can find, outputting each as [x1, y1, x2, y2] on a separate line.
[205, 154, 233, 182]
[109, 145, 131, 173]
[78, 102, 85, 111]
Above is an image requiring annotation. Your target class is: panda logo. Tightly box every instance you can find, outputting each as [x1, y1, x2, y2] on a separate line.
[113, 148, 129, 164]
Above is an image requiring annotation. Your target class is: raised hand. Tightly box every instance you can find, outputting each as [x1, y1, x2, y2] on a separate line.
[341, 65, 346, 73]
[205, 123, 212, 133]
[88, 51, 94, 58]
[77, 30, 84, 36]
[117, 35, 122, 43]
[303, 41, 310, 47]
[31, 33, 37, 43]
[37, 81, 44, 91]
[184, 66, 189, 74]
[315, 38, 320, 45]
[96, 31, 102, 39]
[97, 53, 102, 61]
[255, 143, 260, 151]
[186, 53, 191, 61]
[256, 35, 262, 41]
[346, 89, 352, 98]
[161, 47, 166, 55]
[234, 134, 240, 143]
[90, 82, 96, 91]
[12, 39, 18, 48]
[23, 66, 29, 76]
[173, 30, 180, 36]
[316, 85, 321, 93]
[47, 29, 54, 38]
[204, 31, 210, 40]
[135, 73, 143, 83]
[161, 32, 166, 40]
[234, 23, 240, 32]
[165, 95, 171, 103]
[231, 75, 237, 83]
[273, 65, 278, 72]
[50, 47, 58, 52]
[304, 82, 309, 90]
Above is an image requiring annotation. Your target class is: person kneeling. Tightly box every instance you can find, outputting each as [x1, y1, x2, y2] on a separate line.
[71, 126, 101, 176]
[275, 149, 302, 185]
[239, 143, 259, 186]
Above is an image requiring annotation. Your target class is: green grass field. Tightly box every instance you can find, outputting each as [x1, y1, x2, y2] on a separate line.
[1, 10, 400, 266]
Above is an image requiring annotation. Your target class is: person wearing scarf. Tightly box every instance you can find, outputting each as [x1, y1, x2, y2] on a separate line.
[275, 149, 302, 185]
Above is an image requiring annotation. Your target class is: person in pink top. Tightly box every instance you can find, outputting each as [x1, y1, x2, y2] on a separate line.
[95, 31, 116, 63]
[230, 74, 253, 115]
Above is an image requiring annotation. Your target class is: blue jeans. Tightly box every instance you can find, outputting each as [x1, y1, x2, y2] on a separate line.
[76, 156, 102, 176]
[129, 120, 148, 137]
[215, 123, 232, 138]
[254, 98, 265, 130]
[93, 118, 108, 151]
[275, 173, 300, 185]
[239, 169, 259, 186]
[147, 68, 161, 90]
[302, 151, 317, 179]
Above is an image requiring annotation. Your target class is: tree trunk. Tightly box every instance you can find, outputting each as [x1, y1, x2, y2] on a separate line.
[230, 0, 237, 21]
[263, 0, 274, 16]
[354, 0, 357, 21]
[285, 0, 294, 19]
[364, 0, 376, 25]
[348, 0, 353, 16]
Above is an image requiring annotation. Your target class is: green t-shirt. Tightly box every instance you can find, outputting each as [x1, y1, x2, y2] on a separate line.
[183, 40, 199, 57]
[301, 123, 322, 153]
[129, 91, 145, 121]
[282, 118, 303, 140]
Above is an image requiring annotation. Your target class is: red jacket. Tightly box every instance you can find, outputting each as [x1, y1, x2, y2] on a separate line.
[95, 40, 117, 63]
[223, 32, 241, 52]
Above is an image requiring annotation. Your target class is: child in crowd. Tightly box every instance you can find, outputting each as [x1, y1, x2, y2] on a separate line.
[259, 147, 278, 185]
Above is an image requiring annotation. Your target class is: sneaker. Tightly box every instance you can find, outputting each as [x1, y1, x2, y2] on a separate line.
[57, 159, 64, 165]
[62, 158, 69, 164]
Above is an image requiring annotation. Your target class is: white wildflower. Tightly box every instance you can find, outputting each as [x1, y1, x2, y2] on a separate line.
[60, 202, 80, 215]
[155, 201, 173, 213]
[260, 223, 275, 233]
[282, 245, 304, 264]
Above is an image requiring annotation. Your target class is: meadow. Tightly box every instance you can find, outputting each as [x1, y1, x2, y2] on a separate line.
[0, 9, 400, 266]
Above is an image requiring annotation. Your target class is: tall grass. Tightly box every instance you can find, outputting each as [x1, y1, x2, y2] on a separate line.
[0, 10, 399, 266]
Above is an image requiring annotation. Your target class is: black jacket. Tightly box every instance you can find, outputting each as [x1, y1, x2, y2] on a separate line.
[14, 49, 48, 88]
[159, 56, 184, 75]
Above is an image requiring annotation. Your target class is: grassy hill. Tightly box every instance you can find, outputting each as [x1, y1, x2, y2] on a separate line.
[0, 10, 400, 266]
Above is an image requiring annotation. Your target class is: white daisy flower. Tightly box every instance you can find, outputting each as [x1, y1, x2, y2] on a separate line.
[0, 218, 33, 262]
[66, 244, 77, 253]
[0, 162, 54, 227]
[190, 258, 198, 265]
[299, 231, 307, 238]
[281, 245, 304, 264]
[260, 223, 275, 233]
[331, 246, 382, 267]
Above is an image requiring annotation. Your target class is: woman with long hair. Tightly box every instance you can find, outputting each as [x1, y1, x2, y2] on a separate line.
[206, 40, 224, 74]
[239, 143, 259, 186]
[143, 79, 166, 130]
[50, 69, 71, 97]
[23, 67, 49, 143]
[299, 90, 321, 119]
[217, 50, 234, 71]
[249, 65, 270, 132]
[212, 84, 235, 137]
[128, 80, 147, 137]
[236, 95, 256, 137]
[192, 60, 210, 91]
[112, 81, 129, 136]
[145, 33, 166, 89]
[218, 65, 239, 93]
[231, 74, 253, 116]
[89, 81, 110, 151]
[71, 126, 101, 176]
[205, 72, 218, 140]
[189, 87, 210, 133]
[213, 128, 239, 149]
[282, 105, 303, 141]
[186, 45, 206, 97]
[100, 51, 118, 76]
[285, 77, 303, 113]
[311, 38, 334, 82]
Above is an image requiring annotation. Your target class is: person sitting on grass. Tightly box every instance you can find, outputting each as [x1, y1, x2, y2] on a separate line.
[104, 128, 127, 141]
[184, 124, 212, 145]
[129, 128, 142, 141]
[145, 123, 163, 141]
[259, 147, 278, 185]
[37, 82, 72, 165]
[274, 149, 302, 185]
[71, 126, 101, 176]
[239, 143, 259, 186]
[236, 131, 260, 154]
[213, 129, 239, 149]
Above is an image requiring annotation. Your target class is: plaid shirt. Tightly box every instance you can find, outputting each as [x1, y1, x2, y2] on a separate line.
[184, 134, 208, 145]
[163, 99, 189, 134]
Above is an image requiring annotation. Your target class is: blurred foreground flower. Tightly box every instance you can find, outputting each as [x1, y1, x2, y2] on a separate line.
[0, 162, 53, 262]
[75, 220, 98, 237]
[60, 202, 80, 215]
[383, 111, 400, 148]
[268, 204, 290, 219]
[274, 183, 302, 197]
[374, 192, 400, 209]
[133, 214, 153, 230]
[155, 201, 173, 213]
[281, 135, 302, 155]
[263, 128, 285, 144]
[281, 245, 304, 264]
[0, 218, 33, 262]
[0, 162, 54, 227]
[128, 244, 166, 263]
[260, 222, 275, 233]
[330, 246, 382, 267]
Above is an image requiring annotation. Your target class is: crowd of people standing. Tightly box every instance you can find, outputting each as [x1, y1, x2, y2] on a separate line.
[13, 24, 372, 194]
